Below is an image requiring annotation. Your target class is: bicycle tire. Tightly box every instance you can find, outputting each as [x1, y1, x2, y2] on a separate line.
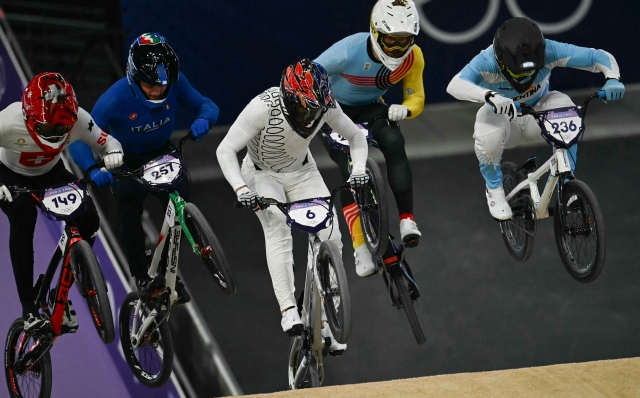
[119, 292, 174, 388]
[360, 158, 389, 257]
[499, 161, 536, 262]
[287, 336, 320, 389]
[183, 203, 237, 295]
[317, 241, 352, 344]
[70, 240, 115, 344]
[554, 179, 606, 283]
[4, 318, 52, 398]
[391, 270, 426, 345]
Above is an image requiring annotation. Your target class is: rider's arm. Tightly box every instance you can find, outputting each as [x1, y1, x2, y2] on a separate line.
[216, 97, 264, 191]
[69, 107, 123, 161]
[324, 105, 368, 172]
[446, 46, 498, 103]
[401, 46, 425, 119]
[175, 72, 220, 125]
[545, 39, 620, 79]
[314, 36, 350, 76]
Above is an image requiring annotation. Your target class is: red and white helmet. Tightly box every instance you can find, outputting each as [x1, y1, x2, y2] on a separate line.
[22, 72, 78, 154]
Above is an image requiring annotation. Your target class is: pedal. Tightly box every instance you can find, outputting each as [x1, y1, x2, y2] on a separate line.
[403, 236, 420, 248]
[285, 324, 304, 337]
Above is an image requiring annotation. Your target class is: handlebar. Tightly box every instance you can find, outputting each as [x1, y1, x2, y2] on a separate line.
[234, 181, 351, 211]
[515, 90, 606, 119]
[7, 178, 90, 197]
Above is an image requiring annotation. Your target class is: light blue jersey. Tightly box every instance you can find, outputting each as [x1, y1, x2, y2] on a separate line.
[449, 39, 620, 106]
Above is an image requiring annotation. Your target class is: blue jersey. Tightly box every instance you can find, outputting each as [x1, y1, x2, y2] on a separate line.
[69, 72, 219, 170]
[447, 39, 620, 106]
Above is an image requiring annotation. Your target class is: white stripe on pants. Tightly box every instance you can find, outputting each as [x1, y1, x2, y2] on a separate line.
[241, 162, 342, 312]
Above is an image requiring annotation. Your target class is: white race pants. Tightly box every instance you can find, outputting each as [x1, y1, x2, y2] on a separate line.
[241, 162, 342, 312]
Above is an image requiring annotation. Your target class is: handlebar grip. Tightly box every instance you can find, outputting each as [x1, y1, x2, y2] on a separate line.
[406, 110, 412, 118]
[597, 90, 606, 99]
[233, 201, 243, 208]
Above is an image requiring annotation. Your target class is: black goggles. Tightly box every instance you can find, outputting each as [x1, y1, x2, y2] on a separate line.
[294, 106, 324, 122]
[379, 34, 415, 53]
[36, 123, 70, 142]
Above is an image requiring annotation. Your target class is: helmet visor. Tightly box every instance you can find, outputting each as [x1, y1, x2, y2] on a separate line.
[36, 123, 70, 143]
[294, 106, 324, 124]
[380, 34, 415, 55]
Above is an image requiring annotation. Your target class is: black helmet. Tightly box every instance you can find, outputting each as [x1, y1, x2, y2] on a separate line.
[493, 17, 546, 94]
[127, 33, 179, 86]
[280, 59, 336, 139]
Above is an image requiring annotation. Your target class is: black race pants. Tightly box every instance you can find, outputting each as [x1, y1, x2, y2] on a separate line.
[0, 160, 99, 311]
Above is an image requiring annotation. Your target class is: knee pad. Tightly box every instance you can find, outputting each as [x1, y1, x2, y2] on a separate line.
[474, 128, 506, 167]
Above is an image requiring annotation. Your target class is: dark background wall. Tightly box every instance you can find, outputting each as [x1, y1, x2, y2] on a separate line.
[118, 0, 640, 126]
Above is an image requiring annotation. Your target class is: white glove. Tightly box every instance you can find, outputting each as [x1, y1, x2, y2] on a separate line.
[0, 184, 12, 203]
[348, 170, 369, 189]
[103, 151, 123, 170]
[388, 104, 409, 121]
[485, 92, 516, 121]
[236, 187, 260, 209]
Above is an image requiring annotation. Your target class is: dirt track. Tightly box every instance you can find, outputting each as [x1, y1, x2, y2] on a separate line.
[243, 357, 640, 397]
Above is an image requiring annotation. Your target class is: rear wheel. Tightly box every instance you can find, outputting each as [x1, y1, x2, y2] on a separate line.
[183, 203, 236, 295]
[360, 158, 389, 257]
[317, 241, 352, 344]
[391, 271, 426, 345]
[70, 240, 115, 344]
[499, 162, 536, 262]
[4, 318, 52, 398]
[119, 292, 174, 388]
[554, 180, 606, 283]
[287, 336, 320, 390]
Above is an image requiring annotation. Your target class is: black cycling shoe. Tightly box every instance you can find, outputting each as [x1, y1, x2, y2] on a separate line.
[136, 275, 167, 302]
[174, 277, 191, 306]
[23, 312, 53, 336]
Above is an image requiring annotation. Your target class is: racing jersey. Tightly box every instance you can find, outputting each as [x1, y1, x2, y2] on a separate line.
[69, 72, 218, 171]
[216, 87, 368, 191]
[447, 39, 620, 106]
[0, 103, 122, 176]
[315, 32, 425, 118]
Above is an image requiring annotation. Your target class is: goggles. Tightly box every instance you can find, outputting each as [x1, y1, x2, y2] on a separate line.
[504, 66, 537, 82]
[294, 106, 324, 123]
[379, 34, 415, 53]
[36, 123, 71, 143]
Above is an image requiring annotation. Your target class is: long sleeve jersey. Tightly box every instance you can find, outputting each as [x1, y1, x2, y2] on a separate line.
[315, 32, 425, 119]
[69, 72, 219, 171]
[0, 103, 121, 176]
[447, 39, 620, 106]
[216, 87, 368, 191]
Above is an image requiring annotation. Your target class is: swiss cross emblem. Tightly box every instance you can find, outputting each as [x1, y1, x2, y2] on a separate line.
[19, 151, 57, 167]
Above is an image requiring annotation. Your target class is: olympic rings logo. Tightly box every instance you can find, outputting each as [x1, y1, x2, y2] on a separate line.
[415, 0, 593, 44]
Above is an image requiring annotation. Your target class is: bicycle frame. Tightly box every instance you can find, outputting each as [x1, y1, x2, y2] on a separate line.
[377, 239, 420, 304]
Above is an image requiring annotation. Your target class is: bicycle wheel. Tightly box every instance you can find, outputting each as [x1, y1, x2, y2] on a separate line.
[499, 161, 536, 262]
[4, 318, 52, 398]
[70, 240, 115, 344]
[119, 292, 174, 388]
[183, 203, 237, 295]
[317, 241, 351, 344]
[391, 270, 426, 345]
[287, 336, 320, 389]
[360, 158, 389, 257]
[554, 180, 606, 283]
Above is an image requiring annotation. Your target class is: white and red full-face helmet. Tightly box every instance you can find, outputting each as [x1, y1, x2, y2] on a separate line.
[22, 72, 78, 154]
[369, 0, 420, 71]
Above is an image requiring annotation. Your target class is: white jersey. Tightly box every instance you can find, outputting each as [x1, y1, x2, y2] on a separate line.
[217, 87, 368, 190]
[0, 102, 122, 176]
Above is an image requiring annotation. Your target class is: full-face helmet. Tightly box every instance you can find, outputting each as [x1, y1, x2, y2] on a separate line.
[369, 0, 420, 71]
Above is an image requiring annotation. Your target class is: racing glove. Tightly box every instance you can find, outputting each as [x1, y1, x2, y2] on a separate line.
[601, 78, 625, 102]
[348, 170, 369, 189]
[0, 184, 12, 202]
[485, 92, 516, 121]
[388, 104, 409, 121]
[89, 169, 115, 188]
[103, 151, 123, 169]
[236, 186, 260, 209]
[191, 119, 210, 142]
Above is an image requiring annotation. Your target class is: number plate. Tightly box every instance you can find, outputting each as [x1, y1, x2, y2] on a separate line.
[542, 108, 583, 144]
[41, 182, 85, 218]
[286, 198, 333, 233]
[327, 124, 370, 151]
[142, 154, 182, 187]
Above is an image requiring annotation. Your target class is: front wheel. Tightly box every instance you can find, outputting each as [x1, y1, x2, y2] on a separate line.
[317, 241, 351, 344]
[70, 240, 115, 344]
[4, 318, 52, 398]
[287, 336, 320, 390]
[360, 158, 389, 257]
[554, 180, 606, 283]
[391, 271, 426, 345]
[119, 292, 174, 388]
[183, 203, 237, 295]
[499, 161, 536, 262]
